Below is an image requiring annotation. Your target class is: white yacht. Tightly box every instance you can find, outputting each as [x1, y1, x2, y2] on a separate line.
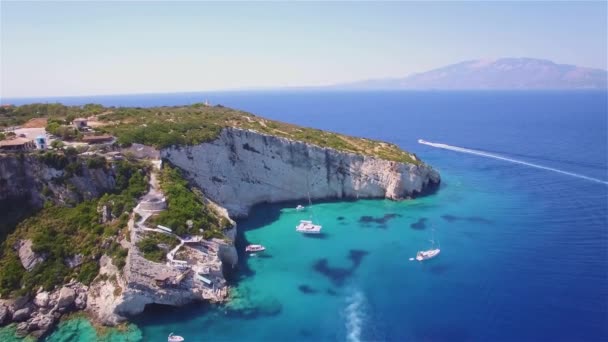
[168, 333, 185, 342]
[416, 232, 441, 261]
[245, 244, 266, 253]
[415, 248, 440, 261]
[296, 220, 322, 234]
[296, 204, 305, 211]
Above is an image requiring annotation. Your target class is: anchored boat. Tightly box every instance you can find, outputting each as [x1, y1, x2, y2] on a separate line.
[415, 248, 440, 261]
[296, 190, 323, 234]
[415, 229, 441, 261]
[296, 220, 322, 234]
[168, 333, 185, 342]
[245, 244, 266, 253]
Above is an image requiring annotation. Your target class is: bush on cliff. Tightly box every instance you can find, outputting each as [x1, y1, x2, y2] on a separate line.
[136, 232, 179, 263]
[150, 165, 226, 238]
[0, 159, 149, 298]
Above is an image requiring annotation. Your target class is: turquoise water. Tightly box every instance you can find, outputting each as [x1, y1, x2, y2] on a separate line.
[2, 91, 606, 340]
[1, 318, 141, 341]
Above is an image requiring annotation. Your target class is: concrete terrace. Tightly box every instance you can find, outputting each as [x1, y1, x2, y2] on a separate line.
[127, 159, 228, 302]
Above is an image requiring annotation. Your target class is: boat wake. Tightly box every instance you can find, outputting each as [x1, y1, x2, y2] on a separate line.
[419, 139, 608, 185]
[344, 288, 367, 342]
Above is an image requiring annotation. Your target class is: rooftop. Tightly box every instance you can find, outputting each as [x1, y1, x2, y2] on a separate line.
[0, 137, 33, 147]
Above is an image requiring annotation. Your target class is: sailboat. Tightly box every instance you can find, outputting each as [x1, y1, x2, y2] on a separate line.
[296, 192, 322, 234]
[415, 230, 440, 261]
[168, 333, 185, 342]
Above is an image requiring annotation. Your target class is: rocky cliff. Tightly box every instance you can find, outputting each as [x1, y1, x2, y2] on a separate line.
[162, 127, 440, 217]
[0, 154, 116, 236]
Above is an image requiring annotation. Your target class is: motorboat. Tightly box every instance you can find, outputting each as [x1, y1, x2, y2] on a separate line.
[168, 333, 185, 342]
[296, 204, 305, 211]
[415, 248, 440, 261]
[245, 244, 266, 253]
[296, 220, 322, 234]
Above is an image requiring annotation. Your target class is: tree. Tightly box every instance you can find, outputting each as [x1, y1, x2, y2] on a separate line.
[50, 140, 64, 149]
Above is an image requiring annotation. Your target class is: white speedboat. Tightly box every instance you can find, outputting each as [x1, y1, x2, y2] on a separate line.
[296, 204, 305, 211]
[296, 220, 322, 234]
[245, 244, 266, 253]
[415, 248, 440, 261]
[168, 333, 185, 342]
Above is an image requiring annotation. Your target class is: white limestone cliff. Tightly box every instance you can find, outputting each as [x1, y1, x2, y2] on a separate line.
[162, 127, 440, 217]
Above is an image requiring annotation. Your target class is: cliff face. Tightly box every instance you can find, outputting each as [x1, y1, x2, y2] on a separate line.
[0, 154, 116, 236]
[162, 128, 440, 217]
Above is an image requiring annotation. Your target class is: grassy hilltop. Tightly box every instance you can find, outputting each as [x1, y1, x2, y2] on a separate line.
[1, 103, 421, 165]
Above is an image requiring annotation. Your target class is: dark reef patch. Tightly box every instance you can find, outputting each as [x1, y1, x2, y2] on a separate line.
[429, 264, 450, 275]
[410, 218, 428, 230]
[441, 214, 492, 224]
[303, 232, 328, 239]
[313, 259, 351, 286]
[313, 249, 369, 286]
[348, 249, 369, 268]
[326, 288, 338, 296]
[298, 284, 318, 294]
[299, 329, 313, 338]
[337, 216, 345, 221]
[359, 213, 401, 228]
[414, 326, 470, 342]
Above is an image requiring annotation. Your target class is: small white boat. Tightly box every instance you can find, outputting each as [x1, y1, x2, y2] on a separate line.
[168, 333, 185, 342]
[296, 220, 322, 234]
[415, 248, 440, 261]
[296, 204, 305, 211]
[245, 244, 266, 253]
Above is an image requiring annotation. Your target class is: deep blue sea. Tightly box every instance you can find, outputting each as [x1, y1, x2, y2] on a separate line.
[2, 91, 607, 341]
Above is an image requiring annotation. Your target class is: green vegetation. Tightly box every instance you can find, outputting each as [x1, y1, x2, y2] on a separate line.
[50, 140, 64, 149]
[0, 132, 5, 140]
[0, 159, 148, 298]
[136, 232, 179, 263]
[150, 165, 228, 238]
[2, 102, 419, 164]
[0, 103, 104, 128]
[96, 104, 420, 164]
[46, 118, 81, 141]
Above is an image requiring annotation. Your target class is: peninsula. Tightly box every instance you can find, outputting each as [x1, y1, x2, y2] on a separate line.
[0, 103, 440, 339]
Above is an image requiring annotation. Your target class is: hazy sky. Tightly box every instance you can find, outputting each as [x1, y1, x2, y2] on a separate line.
[1, 1, 606, 98]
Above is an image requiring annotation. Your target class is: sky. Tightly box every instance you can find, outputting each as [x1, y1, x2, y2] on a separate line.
[1, 1, 607, 98]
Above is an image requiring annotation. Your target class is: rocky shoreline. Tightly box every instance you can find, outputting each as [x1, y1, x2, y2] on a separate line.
[0, 281, 88, 338]
[0, 127, 440, 339]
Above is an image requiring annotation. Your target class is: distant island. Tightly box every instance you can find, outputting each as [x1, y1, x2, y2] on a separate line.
[329, 58, 607, 90]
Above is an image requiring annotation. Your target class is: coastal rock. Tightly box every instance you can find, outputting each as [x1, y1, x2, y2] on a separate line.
[56, 287, 76, 309]
[26, 313, 56, 338]
[33, 292, 50, 308]
[15, 239, 46, 271]
[0, 154, 117, 229]
[64, 254, 84, 269]
[0, 304, 9, 325]
[98, 204, 112, 224]
[74, 290, 87, 310]
[12, 307, 31, 322]
[162, 127, 440, 217]
[86, 255, 128, 325]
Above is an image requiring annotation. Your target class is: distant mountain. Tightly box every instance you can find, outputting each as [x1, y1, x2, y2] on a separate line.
[333, 58, 607, 90]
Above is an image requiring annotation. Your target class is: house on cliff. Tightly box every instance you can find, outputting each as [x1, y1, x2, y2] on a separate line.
[0, 137, 36, 152]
